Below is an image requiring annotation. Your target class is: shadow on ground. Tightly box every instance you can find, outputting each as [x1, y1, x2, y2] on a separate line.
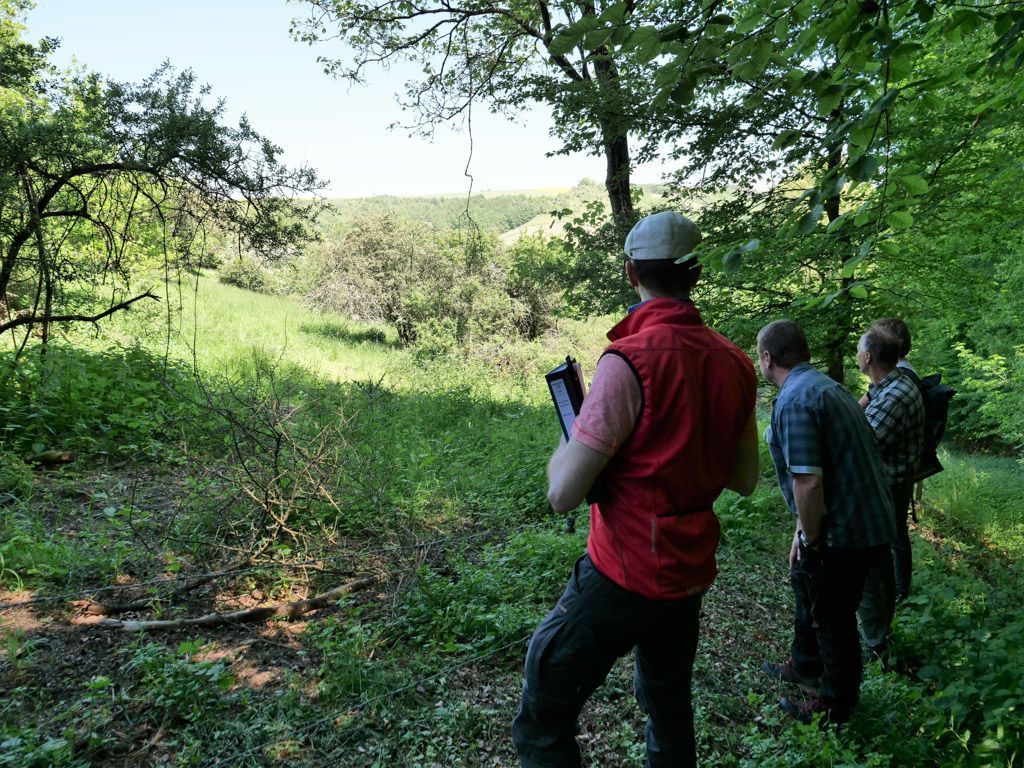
[299, 320, 395, 347]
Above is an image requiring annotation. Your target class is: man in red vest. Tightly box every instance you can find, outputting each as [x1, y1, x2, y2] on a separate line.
[512, 211, 760, 768]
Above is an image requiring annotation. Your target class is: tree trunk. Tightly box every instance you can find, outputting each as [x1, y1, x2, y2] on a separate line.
[824, 104, 850, 384]
[591, 50, 634, 232]
[602, 131, 634, 231]
[824, 334, 845, 384]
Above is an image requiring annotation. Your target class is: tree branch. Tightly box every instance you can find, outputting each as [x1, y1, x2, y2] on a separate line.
[89, 575, 382, 631]
[0, 290, 160, 335]
[1, 161, 157, 300]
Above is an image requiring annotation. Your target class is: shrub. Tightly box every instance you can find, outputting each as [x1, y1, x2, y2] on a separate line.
[949, 343, 1024, 455]
[400, 528, 584, 654]
[897, 577, 1023, 765]
[218, 258, 272, 292]
[715, 485, 789, 552]
[304, 212, 439, 332]
[507, 235, 568, 340]
[0, 731, 76, 768]
[0, 452, 32, 500]
[304, 214, 567, 351]
[411, 317, 460, 359]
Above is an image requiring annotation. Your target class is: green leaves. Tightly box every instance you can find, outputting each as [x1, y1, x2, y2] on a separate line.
[848, 154, 880, 182]
[551, 18, 674, 62]
[659, 21, 692, 43]
[729, 38, 773, 80]
[545, 33, 575, 57]
[876, 240, 900, 257]
[887, 41, 924, 81]
[723, 239, 760, 273]
[772, 130, 803, 151]
[697, 238, 759, 275]
[547, 19, 596, 56]
[744, 40, 774, 78]
[597, 2, 628, 25]
[818, 83, 846, 115]
[886, 210, 915, 229]
[841, 255, 863, 279]
[626, 25, 663, 63]
[797, 205, 824, 234]
[897, 174, 929, 196]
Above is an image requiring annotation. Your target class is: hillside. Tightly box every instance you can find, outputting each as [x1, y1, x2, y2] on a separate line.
[315, 182, 670, 238]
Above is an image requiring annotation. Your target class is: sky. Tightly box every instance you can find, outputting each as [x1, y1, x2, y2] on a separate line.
[24, 0, 669, 197]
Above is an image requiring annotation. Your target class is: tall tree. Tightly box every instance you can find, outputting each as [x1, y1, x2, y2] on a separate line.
[0, 2, 324, 345]
[525, 0, 1022, 378]
[291, 0, 732, 231]
[650, 0, 1024, 381]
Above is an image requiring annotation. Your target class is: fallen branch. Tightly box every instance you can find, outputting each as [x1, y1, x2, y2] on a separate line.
[80, 568, 234, 616]
[27, 450, 76, 466]
[92, 575, 381, 631]
[81, 536, 284, 616]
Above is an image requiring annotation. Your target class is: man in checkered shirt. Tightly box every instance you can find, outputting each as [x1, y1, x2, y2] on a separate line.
[856, 325, 925, 656]
[757, 319, 895, 725]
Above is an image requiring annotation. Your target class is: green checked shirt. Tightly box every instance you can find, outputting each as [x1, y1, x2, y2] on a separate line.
[865, 368, 925, 484]
[766, 364, 895, 549]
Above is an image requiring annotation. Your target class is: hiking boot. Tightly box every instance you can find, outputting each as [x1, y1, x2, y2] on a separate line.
[762, 659, 821, 694]
[779, 696, 850, 726]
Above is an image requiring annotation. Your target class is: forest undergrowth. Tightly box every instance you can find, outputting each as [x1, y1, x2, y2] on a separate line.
[1, 279, 1021, 767]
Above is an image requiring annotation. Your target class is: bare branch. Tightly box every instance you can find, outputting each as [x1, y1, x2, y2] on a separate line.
[90, 575, 383, 631]
[0, 290, 160, 335]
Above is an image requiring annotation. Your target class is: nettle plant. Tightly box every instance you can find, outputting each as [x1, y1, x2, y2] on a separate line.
[124, 639, 237, 725]
[899, 576, 1023, 766]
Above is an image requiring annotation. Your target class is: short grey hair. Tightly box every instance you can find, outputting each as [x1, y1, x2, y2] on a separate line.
[859, 328, 900, 368]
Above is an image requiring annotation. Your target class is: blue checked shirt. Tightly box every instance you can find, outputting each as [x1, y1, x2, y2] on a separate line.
[766, 364, 895, 549]
[865, 369, 925, 484]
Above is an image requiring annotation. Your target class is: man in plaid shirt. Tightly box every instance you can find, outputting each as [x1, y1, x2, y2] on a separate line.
[757, 319, 895, 725]
[856, 325, 925, 655]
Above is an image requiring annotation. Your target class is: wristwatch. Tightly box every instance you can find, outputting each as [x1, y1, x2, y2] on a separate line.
[798, 530, 820, 549]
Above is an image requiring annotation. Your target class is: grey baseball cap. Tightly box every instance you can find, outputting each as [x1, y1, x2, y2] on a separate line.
[624, 211, 702, 261]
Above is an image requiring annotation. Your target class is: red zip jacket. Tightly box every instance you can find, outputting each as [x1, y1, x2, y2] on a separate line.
[587, 299, 756, 600]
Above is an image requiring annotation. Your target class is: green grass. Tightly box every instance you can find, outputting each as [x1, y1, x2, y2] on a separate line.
[923, 450, 1024, 556]
[0, 272, 611, 593]
[101, 274, 403, 384]
[98, 272, 612, 399]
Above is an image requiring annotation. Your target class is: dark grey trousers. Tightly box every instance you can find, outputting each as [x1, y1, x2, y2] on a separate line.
[791, 544, 888, 718]
[512, 554, 703, 768]
[858, 481, 914, 650]
[891, 481, 914, 601]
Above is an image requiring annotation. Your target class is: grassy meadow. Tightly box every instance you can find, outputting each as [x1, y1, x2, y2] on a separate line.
[106, 274, 409, 383]
[0, 273, 1022, 767]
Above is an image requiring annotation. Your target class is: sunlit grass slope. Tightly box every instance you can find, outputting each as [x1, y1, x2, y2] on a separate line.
[102, 274, 406, 384]
[98, 271, 611, 407]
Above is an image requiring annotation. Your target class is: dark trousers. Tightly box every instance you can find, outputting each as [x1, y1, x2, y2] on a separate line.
[891, 482, 914, 601]
[858, 481, 913, 650]
[790, 544, 887, 717]
[857, 548, 895, 651]
[512, 554, 703, 768]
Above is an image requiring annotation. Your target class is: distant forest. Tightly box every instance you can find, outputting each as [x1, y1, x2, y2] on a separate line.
[316, 182, 667, 234]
